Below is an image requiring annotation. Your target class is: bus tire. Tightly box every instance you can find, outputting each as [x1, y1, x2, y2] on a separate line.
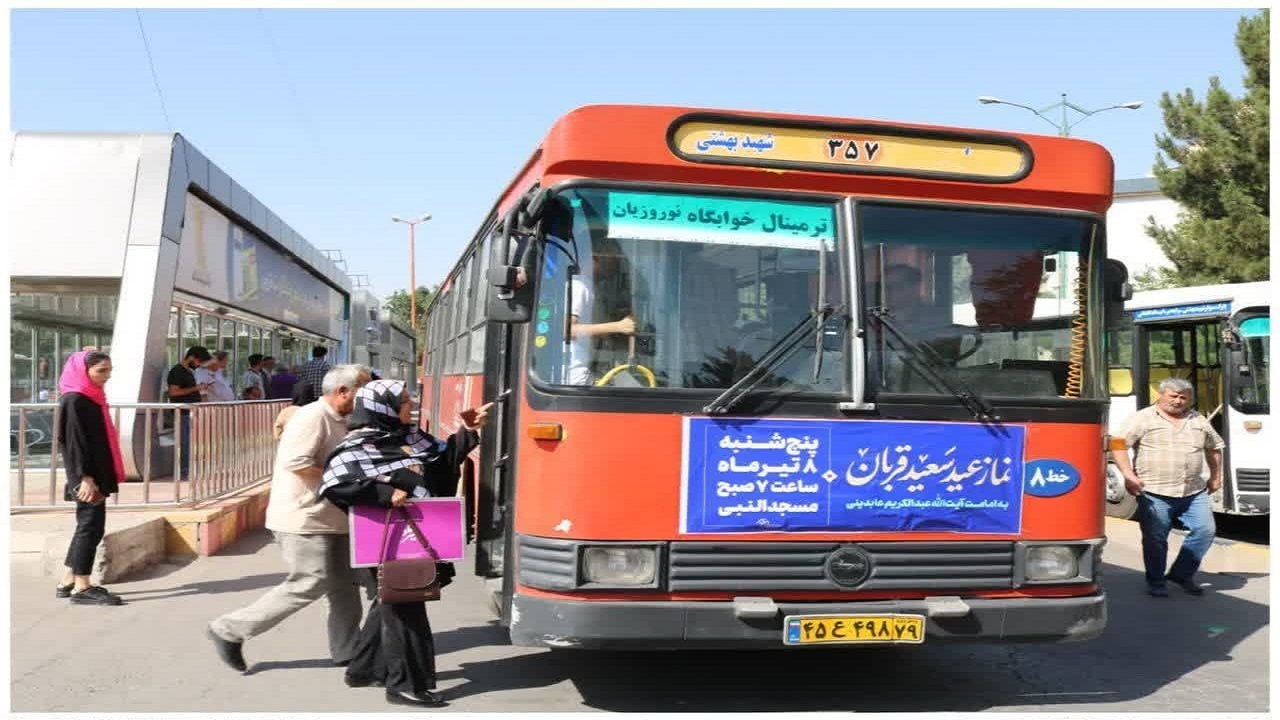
[1104, 464, 1138, 520]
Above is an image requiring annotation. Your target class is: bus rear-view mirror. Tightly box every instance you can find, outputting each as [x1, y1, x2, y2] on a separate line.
[487, 265, 534, 324]
[1104, 259, 1131, 329]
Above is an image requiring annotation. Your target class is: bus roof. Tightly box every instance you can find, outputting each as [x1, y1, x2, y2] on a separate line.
[495, 103, 1115, 217]
[1127, 281, 1271, 311]
[1126, 281, 1271, 323]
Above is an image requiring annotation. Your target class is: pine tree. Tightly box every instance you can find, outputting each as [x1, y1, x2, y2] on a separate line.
[1142, 9, 1269, 288]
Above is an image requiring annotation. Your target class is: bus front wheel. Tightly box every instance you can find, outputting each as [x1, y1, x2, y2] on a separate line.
[1104, 463, 1138, 520]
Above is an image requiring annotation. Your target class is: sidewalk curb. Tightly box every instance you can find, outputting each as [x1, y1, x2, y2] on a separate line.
[164, 481, 272, 557]
[11, 480, 273, 584]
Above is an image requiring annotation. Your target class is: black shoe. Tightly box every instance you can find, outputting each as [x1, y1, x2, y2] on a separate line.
[69, 586, 122, 606]
[55, 583, 74, 599]
[206, 627, 247, 672]
[1147, 584, 1169, 597]
[1167, 574, 1205, 595]
[345, 674, 384, 688]
[385, 689, 446, 707]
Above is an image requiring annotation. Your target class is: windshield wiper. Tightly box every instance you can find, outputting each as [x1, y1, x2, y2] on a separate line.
[866, 306, 1000, 422]
[703, 305, 837, 416]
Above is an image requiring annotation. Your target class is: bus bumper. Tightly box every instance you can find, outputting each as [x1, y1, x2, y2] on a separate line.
[508, 592, 1106, 649]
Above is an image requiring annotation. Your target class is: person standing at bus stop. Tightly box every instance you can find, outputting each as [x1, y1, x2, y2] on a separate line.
[1111, 377, 1225, 597]
[299, 347, 332, 403]
[54, 350, 125, 605]
[167, 345, 212, 480]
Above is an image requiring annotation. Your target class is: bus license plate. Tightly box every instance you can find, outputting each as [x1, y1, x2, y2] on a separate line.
[784, 614, 925, 646]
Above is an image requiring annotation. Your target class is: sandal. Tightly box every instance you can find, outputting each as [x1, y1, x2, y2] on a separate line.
[70, 585, 123, 606]
[55, 583, 74, 599]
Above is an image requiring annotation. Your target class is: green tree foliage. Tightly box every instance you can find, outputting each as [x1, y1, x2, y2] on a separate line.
[1145, 9, 1269, 287]
[384, 285, 437, 346]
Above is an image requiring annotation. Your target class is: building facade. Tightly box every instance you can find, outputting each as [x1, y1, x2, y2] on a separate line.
[349, 289, 418, 386]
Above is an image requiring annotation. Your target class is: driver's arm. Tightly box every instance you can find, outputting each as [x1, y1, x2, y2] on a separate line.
[569, 314, 635, 338]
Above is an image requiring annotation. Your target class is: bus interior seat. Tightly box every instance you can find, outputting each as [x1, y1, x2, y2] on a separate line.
[1108, 367, 1134, 396]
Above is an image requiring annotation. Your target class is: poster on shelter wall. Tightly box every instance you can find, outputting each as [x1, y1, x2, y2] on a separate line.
[349, 497, 466, 568]
[681, 417, 1026, 535]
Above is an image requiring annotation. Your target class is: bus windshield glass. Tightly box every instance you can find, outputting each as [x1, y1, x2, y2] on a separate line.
[531, 187, 845, 393]
[859, 203, 1100, 400]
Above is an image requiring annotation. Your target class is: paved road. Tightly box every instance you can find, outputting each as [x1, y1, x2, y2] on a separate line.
[10, 523, 1268, 713]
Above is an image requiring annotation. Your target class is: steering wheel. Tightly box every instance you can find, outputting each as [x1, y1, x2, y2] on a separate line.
[595, 363, 657, 388]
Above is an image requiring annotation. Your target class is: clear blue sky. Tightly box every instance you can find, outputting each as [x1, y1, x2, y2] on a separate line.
[11, 8, 1256, 298]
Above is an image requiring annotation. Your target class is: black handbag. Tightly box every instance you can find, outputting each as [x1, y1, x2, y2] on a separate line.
[376, 506, 442, 604]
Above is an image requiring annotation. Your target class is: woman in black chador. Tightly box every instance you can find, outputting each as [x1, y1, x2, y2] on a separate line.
[319, 379, 488, 707]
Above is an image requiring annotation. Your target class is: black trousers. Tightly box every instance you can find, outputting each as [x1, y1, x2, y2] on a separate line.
[65, 501, 107, 576]
[347, 568, 437, 694]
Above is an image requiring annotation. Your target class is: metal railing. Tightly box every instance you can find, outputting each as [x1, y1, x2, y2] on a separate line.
[10, 399, 289, 510]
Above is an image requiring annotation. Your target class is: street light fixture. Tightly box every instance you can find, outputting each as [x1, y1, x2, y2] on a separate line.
[978, 94, 1141, 300]
[976, 93, 1142, 137]
[391, 213, 432, 330]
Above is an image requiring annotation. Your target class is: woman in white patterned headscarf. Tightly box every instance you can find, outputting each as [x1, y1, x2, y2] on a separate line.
[320, 379, 489, 707]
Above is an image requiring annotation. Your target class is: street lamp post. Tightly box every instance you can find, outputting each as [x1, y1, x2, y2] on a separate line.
[977, 93, 1143, 137]
[391, 213, 432, 330]
[978, 94, 1141, 299]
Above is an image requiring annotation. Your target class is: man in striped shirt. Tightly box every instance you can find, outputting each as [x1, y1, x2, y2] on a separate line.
[298, 347, 331, 403]
[1112, 377, 1225, 598]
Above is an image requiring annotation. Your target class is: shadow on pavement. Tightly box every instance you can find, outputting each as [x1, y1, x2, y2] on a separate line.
[244, 658, 338, 675]
[212, 531, 276, 556]
[115, 572, 289, 602]
[440, 562, 1268, 712]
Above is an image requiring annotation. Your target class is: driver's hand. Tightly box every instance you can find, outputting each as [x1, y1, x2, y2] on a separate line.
[614, 316, 636, 335]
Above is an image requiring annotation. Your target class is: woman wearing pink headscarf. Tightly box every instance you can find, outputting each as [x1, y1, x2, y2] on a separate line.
[55, 350, 126, 606]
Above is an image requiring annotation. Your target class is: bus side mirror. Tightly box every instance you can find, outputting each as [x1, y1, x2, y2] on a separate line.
[1104, 259, 1131, 329]
[487, 265, 534, 324]
[1229, 348, 1251, 377]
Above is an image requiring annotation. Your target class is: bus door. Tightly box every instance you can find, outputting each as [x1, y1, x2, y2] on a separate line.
[1133, 316, 1232, 508]
[476, 221, 538, 623]
[1223, 310, 1270, 514]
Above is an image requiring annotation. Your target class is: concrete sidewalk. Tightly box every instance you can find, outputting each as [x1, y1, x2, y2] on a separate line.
[11, 479, 273, 584]
[10, 527, 539, 713]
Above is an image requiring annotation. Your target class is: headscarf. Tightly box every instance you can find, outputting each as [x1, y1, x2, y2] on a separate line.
[319, 379, 448, 499]
[290, 381, 314, 407]
[59, 350, 126, 483]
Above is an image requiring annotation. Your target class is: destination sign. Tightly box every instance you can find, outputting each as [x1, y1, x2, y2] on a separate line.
[670, 118, 1030, 181]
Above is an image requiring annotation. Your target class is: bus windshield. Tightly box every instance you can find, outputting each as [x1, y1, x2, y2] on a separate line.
[859, 203, 1101, 400]
[531, 187, 845, 393]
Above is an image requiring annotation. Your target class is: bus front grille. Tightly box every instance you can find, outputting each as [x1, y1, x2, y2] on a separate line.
[1237, 468, 1270, 493]
[515, 536, 1018, 591]
[667, 541, 1015, 592]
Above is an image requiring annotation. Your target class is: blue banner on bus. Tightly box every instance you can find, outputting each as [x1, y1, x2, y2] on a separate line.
[681, 417, 1026, 534]
[1132, 302, 1230, 323]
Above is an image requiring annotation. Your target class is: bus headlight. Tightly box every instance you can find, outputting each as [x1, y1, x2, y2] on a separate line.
[581, 546, 658, 585]
[1025, 545, 1079, 581]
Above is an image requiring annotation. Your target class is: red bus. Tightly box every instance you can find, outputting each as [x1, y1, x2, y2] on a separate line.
[419, 104, 1129, 649]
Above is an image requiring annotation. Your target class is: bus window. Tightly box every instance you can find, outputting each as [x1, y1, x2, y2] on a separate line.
[530, 188, 844, 392]
[1106, 313, 1135, 396]
[859, 204, 1099, 399]
[1235, 315, 1270, 409]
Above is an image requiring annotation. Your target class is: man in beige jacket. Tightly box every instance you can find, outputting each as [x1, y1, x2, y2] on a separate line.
[207, 364, 368, 672]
